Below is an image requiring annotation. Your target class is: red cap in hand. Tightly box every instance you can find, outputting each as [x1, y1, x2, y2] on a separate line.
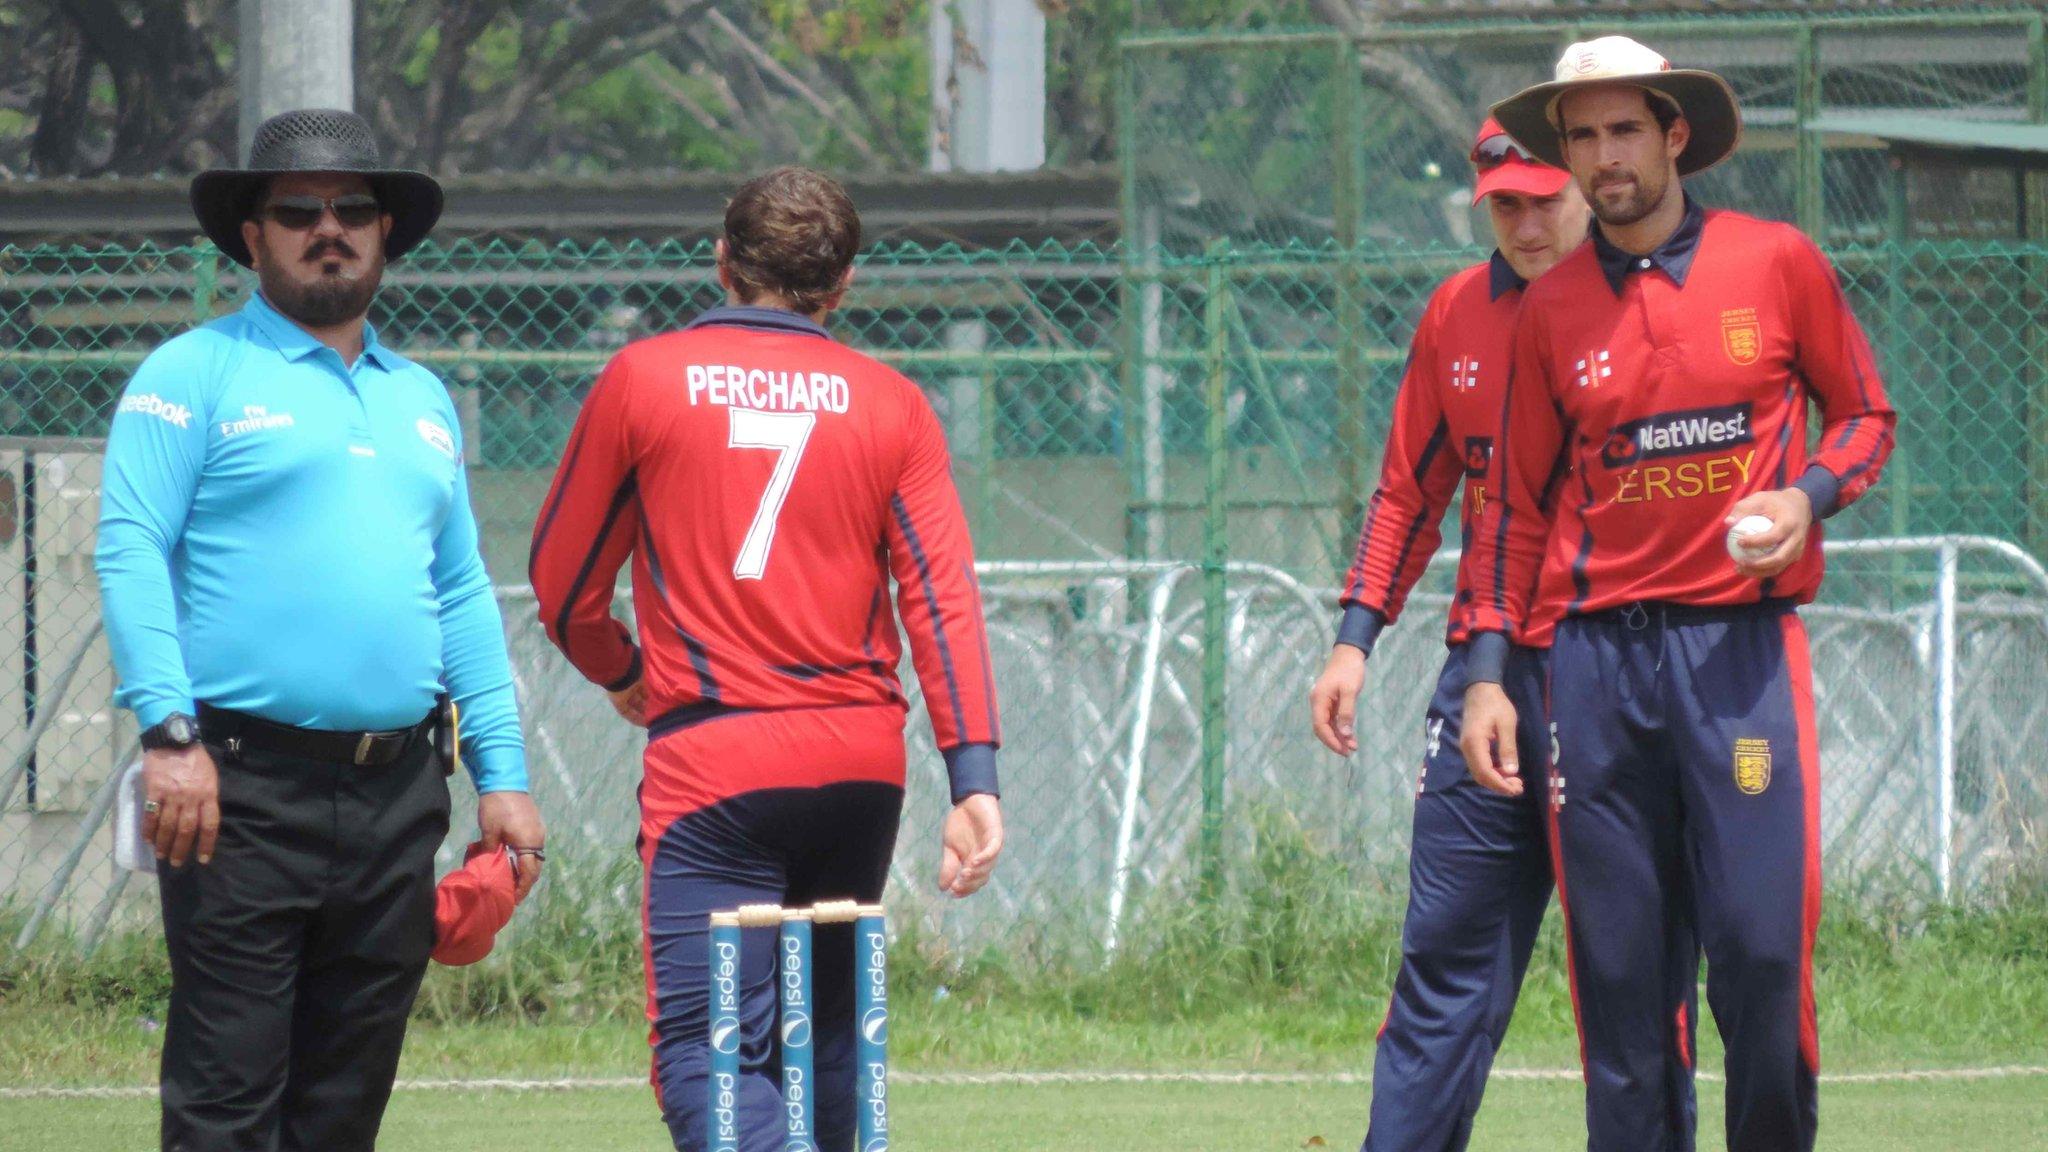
[432, 841, 517, 966]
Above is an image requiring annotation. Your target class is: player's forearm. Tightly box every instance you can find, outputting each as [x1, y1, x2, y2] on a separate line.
[547, 610, 639, 690]
[97, 527, 197, 729]
[896, 586, 1002, 752]
[1340, 485, 1453, 631]
[529, 508, 639, 686]
[888, 484, 1002, 752]
[1799, 411, 1896, 518]
[1464, 360, 1559, 644]
[1460, 490, 1545, 645]
[436, 575, 529, 793]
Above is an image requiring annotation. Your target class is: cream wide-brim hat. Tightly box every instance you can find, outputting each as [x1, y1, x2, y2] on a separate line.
[1490, 35, 1742, 178]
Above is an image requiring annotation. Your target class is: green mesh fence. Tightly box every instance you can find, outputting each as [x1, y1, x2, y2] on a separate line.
[3, 233, 2044, 960]
[1123, 10, 2047, 248]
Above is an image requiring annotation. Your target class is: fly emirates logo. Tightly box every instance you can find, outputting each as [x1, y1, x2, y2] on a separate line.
[687, 363, 851, 414]
[1600, 403, 1756, 505]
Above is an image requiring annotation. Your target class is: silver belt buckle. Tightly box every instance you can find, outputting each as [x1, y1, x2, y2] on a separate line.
[354, 732, 376, 765]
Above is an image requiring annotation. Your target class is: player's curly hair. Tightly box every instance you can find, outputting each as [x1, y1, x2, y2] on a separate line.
[721, 167, 862, 316]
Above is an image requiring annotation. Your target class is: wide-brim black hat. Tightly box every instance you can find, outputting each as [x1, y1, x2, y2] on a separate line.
[190, 109, 442, 269]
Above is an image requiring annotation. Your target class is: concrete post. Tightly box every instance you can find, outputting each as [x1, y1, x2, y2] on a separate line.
[240, 0, 354, 161]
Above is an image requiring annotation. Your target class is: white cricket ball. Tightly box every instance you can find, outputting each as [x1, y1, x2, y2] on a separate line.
[1726, 514, 1774, 561]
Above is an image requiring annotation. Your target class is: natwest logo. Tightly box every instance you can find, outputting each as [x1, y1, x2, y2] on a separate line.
[1600, 403, 1753, 469]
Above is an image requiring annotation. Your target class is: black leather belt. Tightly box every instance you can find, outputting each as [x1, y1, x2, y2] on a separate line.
[197, 703, 433, 767]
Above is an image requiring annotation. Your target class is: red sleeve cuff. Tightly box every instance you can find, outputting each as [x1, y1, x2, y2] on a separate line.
[602, 647, 642, 693]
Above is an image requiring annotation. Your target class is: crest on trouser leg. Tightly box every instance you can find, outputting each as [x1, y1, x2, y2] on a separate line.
[1734, 737, 1773, 795]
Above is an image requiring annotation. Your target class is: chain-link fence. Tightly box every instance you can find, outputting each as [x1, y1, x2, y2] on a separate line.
[1122, 10, 2044, 251]
[3, 231, 2045, 963]
[4, 3, 2046, 962]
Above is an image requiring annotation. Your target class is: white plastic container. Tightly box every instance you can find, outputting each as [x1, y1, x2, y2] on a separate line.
[113, 760, 157, 875]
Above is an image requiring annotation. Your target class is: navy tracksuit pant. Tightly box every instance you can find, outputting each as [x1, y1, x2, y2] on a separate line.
[637, 705, 906, 1152]
[1364, 645, 1698, 1152]
[1549, 602, 1821, 1152]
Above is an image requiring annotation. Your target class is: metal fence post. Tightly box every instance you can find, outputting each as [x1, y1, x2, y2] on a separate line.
[1795, 26, 1823, 239]
[1332, 33, 1368, 576]
[1200, 241, 1230, 899]
[1116, 44, 1162, 561]
[2026, 16, 2047, 556]
[978, 357, 997, 534]
[192, 244, 221, 323]
[1934, 541, 1958, 902]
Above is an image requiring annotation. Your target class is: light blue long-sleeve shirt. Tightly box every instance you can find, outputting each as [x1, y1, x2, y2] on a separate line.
[95, 293, 527, 792]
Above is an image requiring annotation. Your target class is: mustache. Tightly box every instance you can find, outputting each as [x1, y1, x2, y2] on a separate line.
[304, 238, 359, 262]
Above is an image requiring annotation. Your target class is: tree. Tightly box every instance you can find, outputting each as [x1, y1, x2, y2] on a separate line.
[11, 0, 235, 177]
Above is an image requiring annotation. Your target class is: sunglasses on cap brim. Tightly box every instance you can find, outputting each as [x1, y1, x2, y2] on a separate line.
[258, 194, 385, 231]
[1470, 133, 1537, 171]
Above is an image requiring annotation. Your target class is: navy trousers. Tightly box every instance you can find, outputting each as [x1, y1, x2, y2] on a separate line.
[637, 706, 906, 1152]
[1549, 603, 1821, 1152]
[1364, 644, 1698, 1152]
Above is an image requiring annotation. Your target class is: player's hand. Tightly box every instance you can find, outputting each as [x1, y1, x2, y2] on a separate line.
[1724, 488, 1814, 580]
[143, 744, 221, 867]
[1459, 682, 1524, 798]
[478, 790, 547, 902]
[607, 678, 648, 728]
[939, 794, 1003, 898]
[1309, 645, 1367, 756]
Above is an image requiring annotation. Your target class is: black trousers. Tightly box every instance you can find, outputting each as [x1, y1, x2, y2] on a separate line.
[157, 734, 450, 1152]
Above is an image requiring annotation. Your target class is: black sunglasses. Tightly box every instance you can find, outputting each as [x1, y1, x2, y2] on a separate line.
[1471, 133, 1537, 171]
[259, 194, 384, 230]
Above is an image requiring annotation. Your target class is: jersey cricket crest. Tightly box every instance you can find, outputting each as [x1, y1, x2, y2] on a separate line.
[1734, 737, 1773, 795]
[1721, 308, 1762, 366]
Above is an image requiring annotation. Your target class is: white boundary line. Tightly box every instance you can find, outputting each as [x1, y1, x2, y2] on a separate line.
[5, 1066, 2047, 1100]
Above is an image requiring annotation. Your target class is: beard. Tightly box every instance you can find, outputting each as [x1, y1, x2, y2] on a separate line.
[1587, 169, 1668, 228]
[255, 237, 384, 327]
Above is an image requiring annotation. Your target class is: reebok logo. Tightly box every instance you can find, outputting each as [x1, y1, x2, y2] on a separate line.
[118, 393, 193, 429]
[1600, 403, 1752, 469]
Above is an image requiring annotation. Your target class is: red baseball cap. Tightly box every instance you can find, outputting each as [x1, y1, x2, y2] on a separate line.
[432, 841, 518, 966]
[1470, 116, 1572, 205]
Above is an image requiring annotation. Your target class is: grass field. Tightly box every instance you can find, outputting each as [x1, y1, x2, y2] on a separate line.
[6, 831, 2046, 1149]
[9, 1072, 2048, 1151]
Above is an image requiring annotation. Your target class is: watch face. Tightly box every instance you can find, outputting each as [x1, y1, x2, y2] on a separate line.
[165, 715, 196, 745]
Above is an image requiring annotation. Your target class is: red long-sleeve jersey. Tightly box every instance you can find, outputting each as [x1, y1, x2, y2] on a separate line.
[1467, 202, 1896, 644]
[529, 307, 1000, 779]
[1340, 254, 1545, 649]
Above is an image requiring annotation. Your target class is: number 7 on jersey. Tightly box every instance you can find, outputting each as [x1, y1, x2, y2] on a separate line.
[727, 407, 816, 580]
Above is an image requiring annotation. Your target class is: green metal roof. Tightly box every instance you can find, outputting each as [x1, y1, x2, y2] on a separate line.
[1807, 114, 2048, 157]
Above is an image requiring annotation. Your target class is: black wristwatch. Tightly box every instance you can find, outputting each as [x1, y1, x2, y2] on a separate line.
[141, 712, 200, 752]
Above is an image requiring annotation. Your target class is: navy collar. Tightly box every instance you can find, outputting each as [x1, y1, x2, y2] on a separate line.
[686, 305, 831, 339]
[1487, 250, 1527, 301]
[1592, 193, 1705, 296]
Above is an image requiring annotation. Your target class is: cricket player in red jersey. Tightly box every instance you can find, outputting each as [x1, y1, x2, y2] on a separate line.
[1461, 38, 1896, 1152]
[529, 167, 1005, 1152]
[1310, 118, 1696, 1152]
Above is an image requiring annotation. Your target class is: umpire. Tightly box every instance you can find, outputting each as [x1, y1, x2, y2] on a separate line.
[96, 109, 543, 1152]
